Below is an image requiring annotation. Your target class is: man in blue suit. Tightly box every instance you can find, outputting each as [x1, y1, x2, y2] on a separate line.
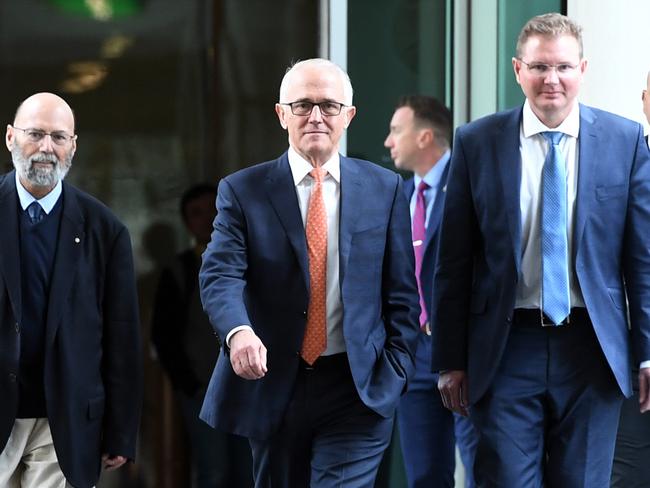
[433, 13, 650, 487]
[385, 95, 477, 488]
[199, 58, 420, 487]
[0, 93, 142, 487]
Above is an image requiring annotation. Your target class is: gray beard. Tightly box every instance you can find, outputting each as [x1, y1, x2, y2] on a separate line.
[12, 146, 72, 188]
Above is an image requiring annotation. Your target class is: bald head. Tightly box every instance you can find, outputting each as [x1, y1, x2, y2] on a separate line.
[14, 92, 75, 133]
[279, 58, 354, 106]
[6, 92, 77, 198]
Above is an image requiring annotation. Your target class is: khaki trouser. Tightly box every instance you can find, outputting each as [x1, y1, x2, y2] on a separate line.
[0, 418, 79, 488]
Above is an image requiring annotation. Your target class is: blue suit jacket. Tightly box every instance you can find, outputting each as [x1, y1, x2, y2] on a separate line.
[403, 164, 449, 321]
[432, 104, 650, 404]
[0, 171, 142, 488]
[199, 152, 420, 440]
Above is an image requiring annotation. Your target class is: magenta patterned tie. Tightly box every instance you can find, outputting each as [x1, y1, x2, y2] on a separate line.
[413, 181, 429, 328]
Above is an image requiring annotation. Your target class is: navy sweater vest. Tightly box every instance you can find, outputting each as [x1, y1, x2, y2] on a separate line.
[18, 199, 62, 418]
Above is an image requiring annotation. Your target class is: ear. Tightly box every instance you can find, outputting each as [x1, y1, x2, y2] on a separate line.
[417, 128, 434, 149]
[5, 124, 14, 152]
[343, 106, 357, 129]
[512, 57, 523, 84]
[579, 58, 588, 76]
[275, 103, 288, 129]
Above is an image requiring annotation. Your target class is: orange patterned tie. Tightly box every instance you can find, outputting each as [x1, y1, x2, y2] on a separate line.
[301, 166, 328, 365]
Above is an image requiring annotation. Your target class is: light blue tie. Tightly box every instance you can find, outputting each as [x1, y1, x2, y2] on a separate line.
[541, 132, 570, 325]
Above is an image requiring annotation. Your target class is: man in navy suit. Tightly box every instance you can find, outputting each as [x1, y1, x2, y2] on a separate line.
[199, 58, 420, 487]
[385, 95, 477, 488]
[612, 70, 650, 487]
[0, 93, 142, 487]
[433, 13, 650, 487]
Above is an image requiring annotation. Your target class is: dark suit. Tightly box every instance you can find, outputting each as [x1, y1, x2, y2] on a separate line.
[612, 134, 650, 487]
[399, 168, 477, 488]
[0, 171, 142, 488]
[399, 168, 452, 487]
[432, 105, 650, 485]
[199, 152, 419, 485]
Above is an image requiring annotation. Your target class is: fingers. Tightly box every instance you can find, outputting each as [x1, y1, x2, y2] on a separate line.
[438, 370, 469, 416]
[639, 368, 650, 413]
[229, 330, 267, 380]
[102, 454, 127, 471]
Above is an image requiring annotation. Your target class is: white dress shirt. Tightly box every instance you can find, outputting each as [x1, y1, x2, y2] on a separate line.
[15, 172, 62, 212]
[226, 147, 345, 355]
[515, 100, 585, 311]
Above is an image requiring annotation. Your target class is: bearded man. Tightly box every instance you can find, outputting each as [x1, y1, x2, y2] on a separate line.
[0, 92, 142, 488]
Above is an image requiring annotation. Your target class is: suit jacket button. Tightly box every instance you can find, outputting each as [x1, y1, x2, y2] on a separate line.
[8, 373, 16, 382]
[15, 323, 20, 333]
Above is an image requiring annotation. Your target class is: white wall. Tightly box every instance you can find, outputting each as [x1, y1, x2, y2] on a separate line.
[568, 0, 650, 133]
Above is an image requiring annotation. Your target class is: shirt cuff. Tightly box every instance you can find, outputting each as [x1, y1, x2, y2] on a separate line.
[640, 360, 650, 369]
[225, 325, 253, 348]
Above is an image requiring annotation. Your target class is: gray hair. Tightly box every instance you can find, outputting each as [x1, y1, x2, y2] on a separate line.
[278, 58, 354, 105]
[516, 13, 584, 59]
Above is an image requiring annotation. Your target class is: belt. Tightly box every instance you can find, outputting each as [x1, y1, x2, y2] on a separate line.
[512, 308, 590, 327]
[299, 352, 348, 371]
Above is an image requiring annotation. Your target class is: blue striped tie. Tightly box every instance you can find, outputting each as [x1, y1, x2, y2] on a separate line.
[541, 132, 570, 325]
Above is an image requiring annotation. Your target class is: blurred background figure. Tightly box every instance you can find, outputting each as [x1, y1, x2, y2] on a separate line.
[151, 183, 253, 488]
[384, 94, 477, 488]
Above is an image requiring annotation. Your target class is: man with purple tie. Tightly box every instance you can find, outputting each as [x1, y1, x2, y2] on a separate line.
[385, 95, 477, 488]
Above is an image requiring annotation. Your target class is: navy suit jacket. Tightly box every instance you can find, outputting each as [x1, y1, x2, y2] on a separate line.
[432, 104, 650, 404]
[403, 164, 449, 322]
[199, 152, 420, 440]
[0, 171, 142, 488]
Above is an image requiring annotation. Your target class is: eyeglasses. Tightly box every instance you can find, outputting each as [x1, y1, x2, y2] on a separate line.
[11, 126, 76, 146]
[517, 59, 580, 77]
[280, 101, 348, 116]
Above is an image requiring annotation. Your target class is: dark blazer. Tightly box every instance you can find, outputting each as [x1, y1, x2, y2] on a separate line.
[403, 163, 449, 322]
[0, 171, 142, 488]
[432, 104, 650, 404]
[199, 152, 420, 440]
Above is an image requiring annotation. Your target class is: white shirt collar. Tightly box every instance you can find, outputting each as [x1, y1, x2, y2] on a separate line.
[14, 171, 63, 214]
[522, 99, 580, 139]
[287, 146, 341, 185]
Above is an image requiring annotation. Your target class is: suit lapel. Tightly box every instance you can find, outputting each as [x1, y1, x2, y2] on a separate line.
[265, 154, 310, 288]
[573, 105, 598, 260]
[339, 156, 363, 285]
[424, 163, 449, 251]
[0, 172, 22, 322]
[46, 183, 85, 345]
[496, 108, 524, 275]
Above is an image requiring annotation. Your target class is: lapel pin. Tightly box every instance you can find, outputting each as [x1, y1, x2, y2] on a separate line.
[74, 237, 80, 243]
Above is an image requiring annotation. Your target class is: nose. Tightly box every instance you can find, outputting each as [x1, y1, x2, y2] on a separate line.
[308, 104, 324, 123]
[38, 134, 55, 152]
[543, 67, 560, 84]
[384, 134, 392, 148]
